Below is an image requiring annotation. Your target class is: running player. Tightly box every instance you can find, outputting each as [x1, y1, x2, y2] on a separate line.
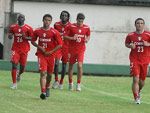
[31, 14, 62, 100]
[64, 13, 90, 91]
[8, 13, 33, 89]
[52, 11, 71, 89]
[125, 18, 150, 104]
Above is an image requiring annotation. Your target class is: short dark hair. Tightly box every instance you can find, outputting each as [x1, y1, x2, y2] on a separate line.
[77, 13, 85, 20]
[43, 14, 52, 20]
[135, 18, 145, 24]
[60, 10, 70, 22]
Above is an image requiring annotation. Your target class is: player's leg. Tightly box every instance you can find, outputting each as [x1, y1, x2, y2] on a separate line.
[11, 62, 18, 89]
[76, 53, 84, 91]
[10, 50, 19, 89]
[38, 57, 47, 99]
[68, 63, 74, 90]
[130, 62, 140, 104]
[46, 72, 52, 97]
[40, 71, 46, 100]
[17, 52, 28, 82]
[59, 62, 67, 89]
[138, 63, 148, 101]
[17, 65, 25, 82]
[76, 62, 83, 91]
[52, 59, 60, 89]
[132, 75, 140, 100]
[59, 49, 68, 89]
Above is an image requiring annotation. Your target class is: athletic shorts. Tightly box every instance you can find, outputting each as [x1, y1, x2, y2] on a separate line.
[130, 62, 149, 80]
[38, 55, 55, 73]
[10, 50, 28, 66]
[69, 52, 84, 64]
[55, 48, 69, 63]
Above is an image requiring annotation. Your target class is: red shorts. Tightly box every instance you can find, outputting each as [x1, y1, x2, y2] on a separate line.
[130, 62, 149, 80]
[10, 50, 28, 66]
[55, 48, 68, 63]
[38, 55, 55, 73]
[69, 52, 84, 64]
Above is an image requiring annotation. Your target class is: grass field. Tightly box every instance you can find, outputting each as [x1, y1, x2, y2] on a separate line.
[1, 70, 150, 113]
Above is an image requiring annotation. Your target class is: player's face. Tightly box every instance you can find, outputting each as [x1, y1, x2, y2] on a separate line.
[135, 20, 145, 31]
[61, 12, 68, 22]
[17, 14, 25, 24]
[43, 17, 52, 28]
[76, 19, 84, 27]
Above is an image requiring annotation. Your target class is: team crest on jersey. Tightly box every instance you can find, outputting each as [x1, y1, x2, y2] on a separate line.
[79, 29, 81, 33]
[138, 37, 142, 41]
[18, 29, 21, 32]
[43, 33, 46, 37]
[62, 28, 64, 31]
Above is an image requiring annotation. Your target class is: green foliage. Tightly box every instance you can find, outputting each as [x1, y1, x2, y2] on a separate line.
[0, 70, 150, 113]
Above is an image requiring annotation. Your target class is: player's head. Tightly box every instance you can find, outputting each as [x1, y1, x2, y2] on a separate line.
[76, 13, 85, 27]
[60, 10, 70, 23]
[135, 18, 145, 32]
[135, 18, 145, 25]
[42, 14, 52, 28]
[17, 13, 25, 25]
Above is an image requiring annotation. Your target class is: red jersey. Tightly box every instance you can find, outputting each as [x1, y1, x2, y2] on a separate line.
[54, 22, 71, 49]
[125, 31, 150, 64]
[9, 24, 33, 52]
[64, 23, 90, 54]
[32, 27, 62, 57]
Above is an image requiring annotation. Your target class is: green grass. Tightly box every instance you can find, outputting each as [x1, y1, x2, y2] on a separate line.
[1, 70, 150, 113]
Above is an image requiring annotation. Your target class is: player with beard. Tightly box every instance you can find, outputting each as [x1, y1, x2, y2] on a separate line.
[52, 11, 71, 89]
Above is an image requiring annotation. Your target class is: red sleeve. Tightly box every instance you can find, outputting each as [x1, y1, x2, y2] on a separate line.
[64, 25, 71, 36]
[86, 27, 90, 37]
[125, 35, 131, 44]
[27, 26, 33, 38]
[9, 25, 14, 35]
[55, 30, 63, 45]
[31, 30, 38, 42]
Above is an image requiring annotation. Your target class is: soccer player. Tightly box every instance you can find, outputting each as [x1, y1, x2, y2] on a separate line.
[64, 13, 90, 91]
[8, 13, 33, 89]
[52, 11, 71, 89]
[125, 18, 150, 104]
[31, 14, 62, 100]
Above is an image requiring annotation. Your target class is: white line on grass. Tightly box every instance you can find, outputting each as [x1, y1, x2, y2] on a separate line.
[82, 84, 150, 105]
[6, 100, 33, 113]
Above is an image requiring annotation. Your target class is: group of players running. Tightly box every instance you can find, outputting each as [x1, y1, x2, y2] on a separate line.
[8, 11, 90, 100]
[8, 10, 150, 104]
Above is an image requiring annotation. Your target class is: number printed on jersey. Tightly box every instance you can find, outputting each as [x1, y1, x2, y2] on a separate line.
[42, 43, 47, 48]
[76, 37, 81, 43]
[137, 46, 144, 52]
[17, 37, 23, 42]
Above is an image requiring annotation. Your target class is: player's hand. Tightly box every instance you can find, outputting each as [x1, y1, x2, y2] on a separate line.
[143, 40, 150, 46]
[38, 46, 45, 53]
[44, 51, 52, 56]
[84, 38, 89, 43]
[8, 34, 13, 39]
[73, 34, 78, 40]
[130, 41, 136, 49]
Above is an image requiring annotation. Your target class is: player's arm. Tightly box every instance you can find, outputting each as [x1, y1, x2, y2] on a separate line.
[143, 40, 150, 46]
[22, 32, 32, 40]
[64, 34, 78, 40]
[31, 41, 45, 53]
[44, 44, 62, 56]
[125, 42, 136, 49]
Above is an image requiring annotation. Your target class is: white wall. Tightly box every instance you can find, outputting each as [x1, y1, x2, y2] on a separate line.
[13, 1, 150, 65]
[0, 0, 11, 44]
